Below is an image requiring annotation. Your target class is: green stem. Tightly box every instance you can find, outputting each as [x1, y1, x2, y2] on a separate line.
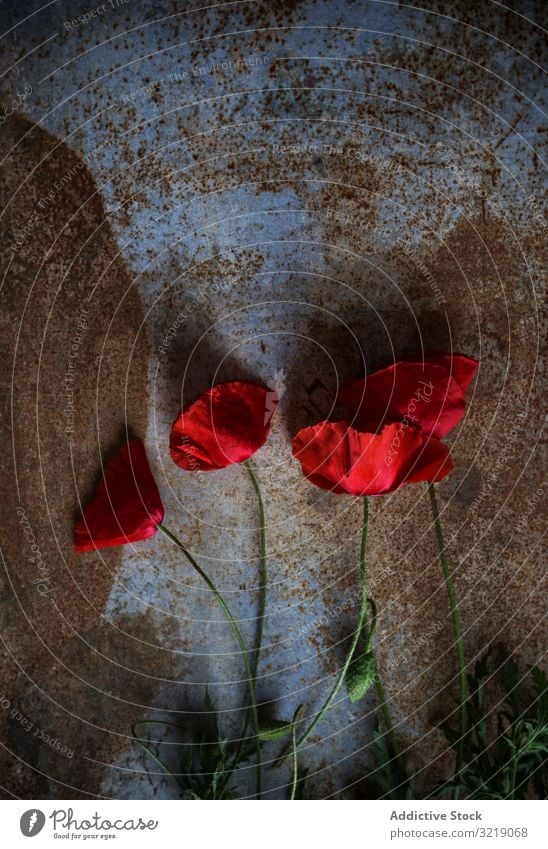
[292, 497, 370, 752]
[158, 522, 262, 797]
[244, 460, 267, 678]
[373, 664, 402, 765]
[428, 483, 468, 797]
[290, 706, 304, 800]
[219, 461, 267, 794]
[290, 733, 299, 800]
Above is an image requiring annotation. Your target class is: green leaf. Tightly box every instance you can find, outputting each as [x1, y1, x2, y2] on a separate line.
[346, 650, 376, 703]
[257, 719, 293, 742]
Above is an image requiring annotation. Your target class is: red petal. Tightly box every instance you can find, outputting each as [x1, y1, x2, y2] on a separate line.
[74, 440, 164, 551]
[292, 421, 452, 497]
[339, 362, 466, 439]
[400, 351, 478, 392]
[170, 381, 277, 471]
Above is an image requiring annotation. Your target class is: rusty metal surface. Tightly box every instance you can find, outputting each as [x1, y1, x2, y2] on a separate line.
[0, 0, 545, 799]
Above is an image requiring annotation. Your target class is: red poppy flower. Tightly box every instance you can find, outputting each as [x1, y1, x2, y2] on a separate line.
[74, 440, 164, 551]
[338, 352, 478, 440]
[170, 380, 278, 472]
[292, 420, 452, 497]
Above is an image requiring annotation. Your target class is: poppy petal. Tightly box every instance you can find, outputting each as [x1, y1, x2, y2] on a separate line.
[338, 362, 466, 439]
[74, 440, 164, 551]
[401, 351, 478, 392]
[292, 421, 452, 497]
[170, 380, 277, 472]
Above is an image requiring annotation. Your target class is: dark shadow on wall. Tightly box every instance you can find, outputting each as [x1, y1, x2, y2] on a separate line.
[0, 115, 176, 799]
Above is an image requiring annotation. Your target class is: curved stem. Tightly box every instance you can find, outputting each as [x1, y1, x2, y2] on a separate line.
[158, 522, 262, 797]
[244, 460, 267, 678]
[428, 483, 468, 797]
[292, 497, 370, 752]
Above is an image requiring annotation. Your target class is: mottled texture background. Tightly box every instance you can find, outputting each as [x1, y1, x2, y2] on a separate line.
[0, 0, 545, 799]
